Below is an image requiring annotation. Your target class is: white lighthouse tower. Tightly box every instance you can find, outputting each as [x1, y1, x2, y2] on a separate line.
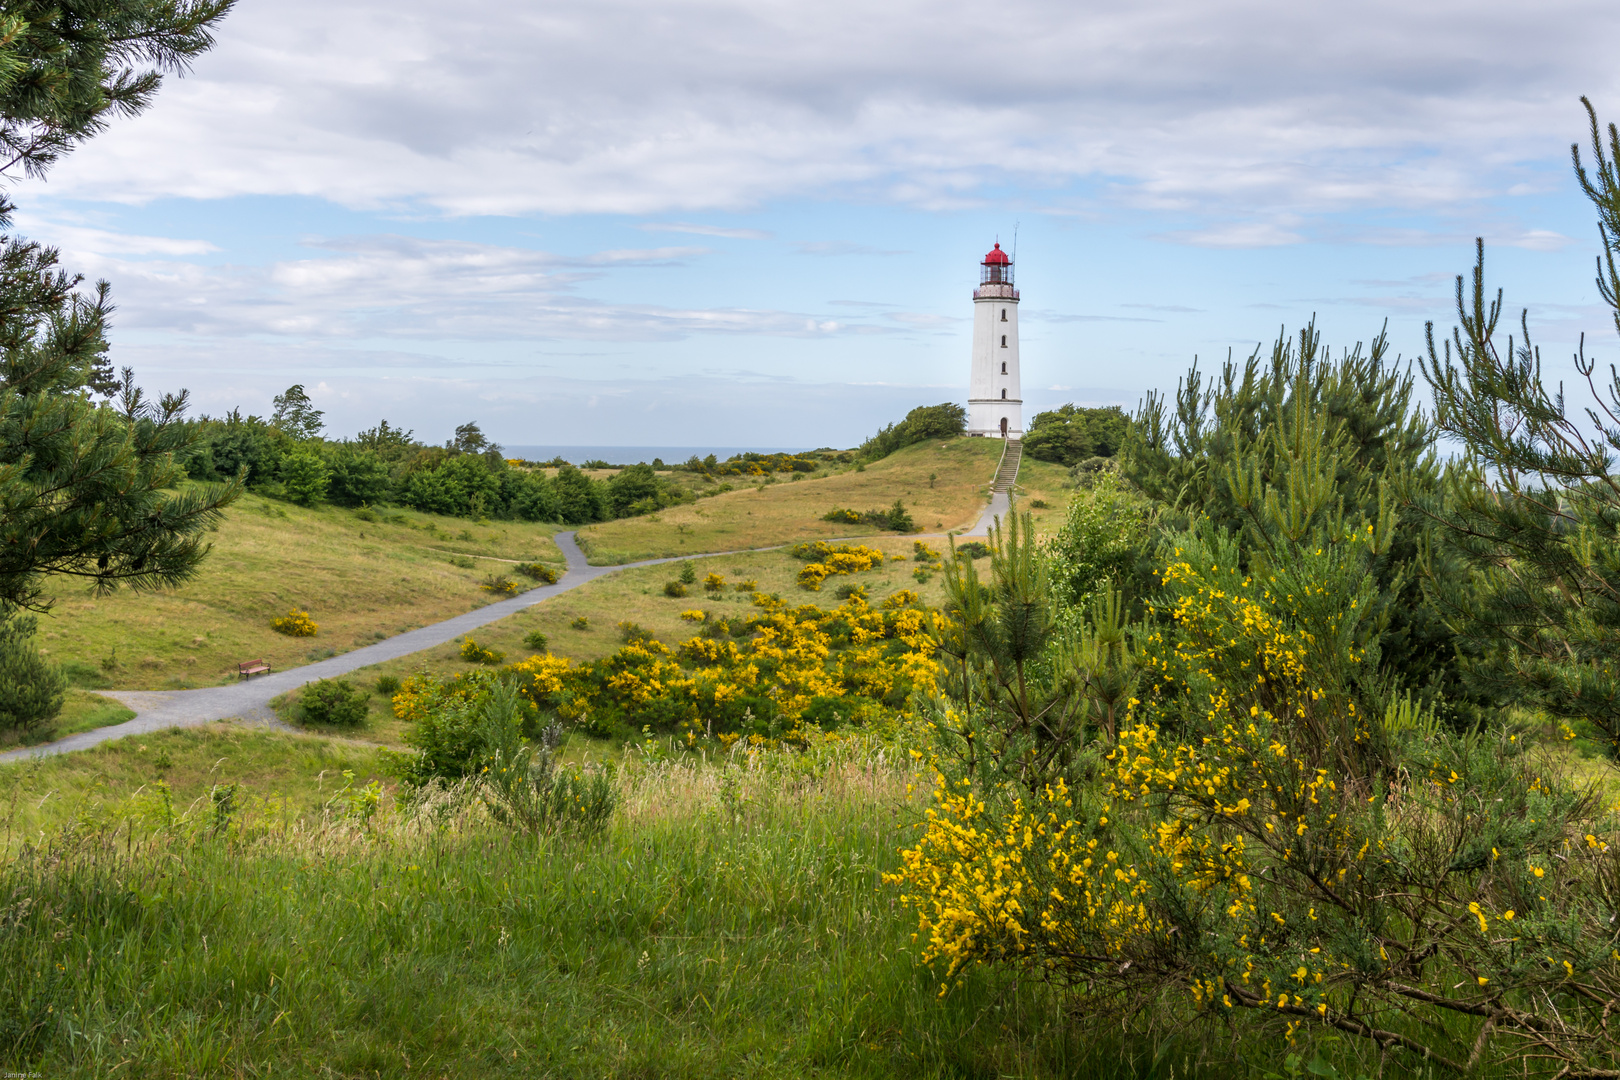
[966, 242, 1022, 438]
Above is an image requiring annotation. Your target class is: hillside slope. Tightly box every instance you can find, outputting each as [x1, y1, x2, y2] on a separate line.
[575, 437, 1004, 563]
[39, 498, 564, 692]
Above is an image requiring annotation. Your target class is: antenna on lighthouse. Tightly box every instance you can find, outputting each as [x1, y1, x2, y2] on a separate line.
[1010, 223, 1019, 286]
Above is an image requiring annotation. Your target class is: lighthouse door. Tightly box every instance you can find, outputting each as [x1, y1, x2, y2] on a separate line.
[1000, 417, 1008, 437]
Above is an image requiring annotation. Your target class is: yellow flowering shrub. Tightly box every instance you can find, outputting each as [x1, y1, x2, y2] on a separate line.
[270, 609, 318, 636]
[407, 593, 942, 744]
[792, 541, 885, 590]
[892, 511, 1620, 1072]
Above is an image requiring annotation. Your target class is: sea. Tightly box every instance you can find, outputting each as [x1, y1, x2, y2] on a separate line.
[504, 445, 816, 466]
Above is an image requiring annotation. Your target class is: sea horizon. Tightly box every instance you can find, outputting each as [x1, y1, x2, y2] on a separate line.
[504, 445, 822, 466]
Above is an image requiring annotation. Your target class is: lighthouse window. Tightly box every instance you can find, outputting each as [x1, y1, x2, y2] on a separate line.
[1001, 388, 1007, 399]
[1000, 335, 1007, 348]
[1000, 309, 1007, 321]
[1001, 361, 1006, 374]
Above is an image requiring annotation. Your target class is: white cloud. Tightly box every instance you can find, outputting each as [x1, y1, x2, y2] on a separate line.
[24, 0, 1620, 222]
[60, 234, 899, 343]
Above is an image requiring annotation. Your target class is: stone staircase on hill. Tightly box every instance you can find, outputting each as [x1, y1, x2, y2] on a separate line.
[992, 439, 1023, 493]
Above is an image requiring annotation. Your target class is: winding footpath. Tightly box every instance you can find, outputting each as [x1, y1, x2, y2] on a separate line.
[0, 532, 685, 763]
[2, 465, 1017, 764]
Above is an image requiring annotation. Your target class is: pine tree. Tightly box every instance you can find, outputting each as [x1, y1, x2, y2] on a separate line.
[1416, 99, 1620, 751]
[0, 0, 238, 612]
[1121, 321, 1468, 719]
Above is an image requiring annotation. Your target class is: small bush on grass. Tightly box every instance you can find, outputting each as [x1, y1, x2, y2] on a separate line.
[617, 621, 654, 645]
[678, 561, 697, 585]
[912, 566, 933, 584]
[663, 580, 688, 598]
[702, 572, 725, 594]
[822, 500, 915, 531]
[447, 555, 475, 569]
[522, 629, 549, 652]
[459, 639, 505, 665]
[270, 609, 318, 636]
[298, 678, 368, 726]
[480, 574, 520, 596]
[834, 582, 867, 602]
[0, 611, 66, 737]
[821, 507, 862, 524]
[514, 561, 560, 584]
[1028, 498, 1048, 509]
[913, 540, 941, 563]
[375, 675, 401, 697]
[732, 579, 757, 593]
[952, 540, 990, 561]
[476, 684, 615, 836]
[570, 616, 589, 630]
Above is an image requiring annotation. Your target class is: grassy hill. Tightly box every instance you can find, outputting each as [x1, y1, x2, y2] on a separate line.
[37, 497, 565, 693]
[574, 437, 1005, 563]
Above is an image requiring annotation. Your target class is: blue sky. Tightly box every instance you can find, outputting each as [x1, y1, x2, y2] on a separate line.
[11, 0, 1620, 448]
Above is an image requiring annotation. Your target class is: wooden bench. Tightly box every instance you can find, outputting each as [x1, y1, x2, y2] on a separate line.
[238, 658, 271, 680]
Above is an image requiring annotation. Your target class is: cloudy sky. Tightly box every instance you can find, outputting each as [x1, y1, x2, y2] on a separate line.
[12, 0, 1620, 447]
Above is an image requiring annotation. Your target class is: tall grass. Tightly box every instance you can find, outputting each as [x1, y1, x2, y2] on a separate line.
[0, 741, 1280, 1079]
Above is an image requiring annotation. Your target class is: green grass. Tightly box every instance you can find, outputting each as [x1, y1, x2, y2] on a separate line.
[575, 438, 1004, 564]
[39, 497, 564, 692]
[0, 733, 1302, 1079]
[0, 725, 396, 842]
[0, 690, 136, 749]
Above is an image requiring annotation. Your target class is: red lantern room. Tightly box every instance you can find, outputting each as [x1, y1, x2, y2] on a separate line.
[980, 242, 1012, 286]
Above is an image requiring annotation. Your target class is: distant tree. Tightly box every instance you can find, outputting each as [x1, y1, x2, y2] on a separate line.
[859, 402, 967, 461]
[451, 421, 498, 455]
[355, 419, 417, 460]
[324, 445, 391, 506]
[1022, 404, 1128, 466]
[271, 383, 324, 440]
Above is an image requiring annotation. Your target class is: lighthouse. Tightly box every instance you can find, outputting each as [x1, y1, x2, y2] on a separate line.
[966, 242, 1022, 438]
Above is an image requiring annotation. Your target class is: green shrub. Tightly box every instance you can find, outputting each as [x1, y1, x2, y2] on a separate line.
[298, 678, 368, 726]
[834, 582, 867, 601]
[570, 616, 589, 630]
[821, 507, 862, 524]
[678, 561, 697, 585]
[279, 447, 331, 506]
[353, 507, 379, 523]
[523, 629, 549, 652]
[375, 675, 401, 697]
[1022, 404, 1128, 466]
[475, 685, 616, 836]
[663, 581, 688, 598]
[858, 402, 967, 461]
[953, 540, 990, 560]
[0, 612, 66, 735]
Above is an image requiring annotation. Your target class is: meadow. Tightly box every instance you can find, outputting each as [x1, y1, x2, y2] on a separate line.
[574, 438, 1005, 563]
[1, 733, 1306, 1080]
[33, 497, 565, 695]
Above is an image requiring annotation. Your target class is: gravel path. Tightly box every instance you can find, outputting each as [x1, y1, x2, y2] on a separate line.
[0, 531, 684, 763]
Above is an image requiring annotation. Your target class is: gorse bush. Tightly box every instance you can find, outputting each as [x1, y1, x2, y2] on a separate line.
[298, 678, 368, 726]
[791, 542, 886, 591]
[459, 639, 504, 665]
[270, 609, 317, 637]
[821, 500, 915, 532]
[480, 574, 520, 596]
[522, 629, 548, 653]
[513, 561, 560, 585]
[896, 469, 1620, 1070]
[397, 591, 940, 743]
[1122, 320, 1464, 723]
